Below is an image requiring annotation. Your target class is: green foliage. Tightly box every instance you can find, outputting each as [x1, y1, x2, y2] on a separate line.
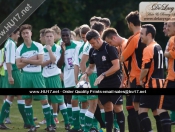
[0, 0, 171, 49]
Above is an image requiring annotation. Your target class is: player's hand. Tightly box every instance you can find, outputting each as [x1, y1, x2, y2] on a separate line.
[119, 83, 125, 88]
[61, 42, 66, 51]
[46, 45, 52, 51]
[80, 73, 88, 82]
[0, 64, 2, 68]
[8, 76, 14, 84]
[140, 80, 144, 88]
[21, 58, 28, 63]
[94, 75, 104, 86]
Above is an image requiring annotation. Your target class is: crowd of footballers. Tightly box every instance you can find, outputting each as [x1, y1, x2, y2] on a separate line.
[0, 10, 175, 132]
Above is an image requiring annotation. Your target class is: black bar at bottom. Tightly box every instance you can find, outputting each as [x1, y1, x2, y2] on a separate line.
[0, 88, 174, 95]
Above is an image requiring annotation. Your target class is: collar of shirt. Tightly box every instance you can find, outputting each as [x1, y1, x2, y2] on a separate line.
[97, 42, 106, 51]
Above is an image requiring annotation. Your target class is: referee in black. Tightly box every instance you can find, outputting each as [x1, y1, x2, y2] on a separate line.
[80, 29, 125, 132]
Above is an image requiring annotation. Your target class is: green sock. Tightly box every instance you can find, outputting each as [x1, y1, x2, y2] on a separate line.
[67, 104, 73, 125]
[72, 107, 80, 130]
[100, 109, 105, 123]
[84, 111, 94, 132]
[80, 109, 87, 130]
[3, 100, 10, 119]
[114, 113, 119, 129]
[170, 111, 175, 121]
[92, 117, 99, 129]
[0, 100, 11, 123]
[59, 103, 69, 126]
[17, 100, 30, 125]
[42, 104, 51, 127]
[50, 106, 56, 126]
[25, 105, 35, 126]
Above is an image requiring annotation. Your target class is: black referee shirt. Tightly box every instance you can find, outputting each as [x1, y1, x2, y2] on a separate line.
[89, 42, 121, 88]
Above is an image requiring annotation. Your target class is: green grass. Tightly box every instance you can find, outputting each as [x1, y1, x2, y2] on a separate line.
[0, 96, 175, 132]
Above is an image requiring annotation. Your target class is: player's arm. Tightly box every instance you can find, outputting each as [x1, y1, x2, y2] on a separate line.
[48, 49, 56, 63]
[41, 60, 52, 67]
[140, 69, 149, 82]
[80, 54, 89, 73]
[164, 47, 175, 59]
[16, 56, 37, 69]
[57, 43, 65, 69]
[74, 65, 79, 84]
[6, 63, 14, 84]
[139, 48, 152, 87]
[84, 63, 95, 77]
[74, 46, 80, 84]
[120, 37, 136, 62]
[21, 54, 43, 65]
[120, 73, 126, 88]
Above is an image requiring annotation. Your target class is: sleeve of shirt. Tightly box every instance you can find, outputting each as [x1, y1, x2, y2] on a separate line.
[141, 47, 153, 69]
[121, 36, 138, 61]
[83, 42, 91, 55]
[73, 45, 80, 66]
[6, 42, 16, 64]
[106, 45, 119, 61]
[169, 46, 175, 59]
[38, 43, 44, 55]
[55, 45, 61, 64]
[16, 47, 21, 59]
[89, 48, 95, 64]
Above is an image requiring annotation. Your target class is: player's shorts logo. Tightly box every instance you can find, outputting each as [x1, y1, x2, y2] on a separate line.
[102, 56, 106, 61]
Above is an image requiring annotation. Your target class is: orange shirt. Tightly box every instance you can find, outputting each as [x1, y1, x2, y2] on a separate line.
[122, 31, 146, 85]
[142, 41, 164, 88]
[166, 36, 175, 81]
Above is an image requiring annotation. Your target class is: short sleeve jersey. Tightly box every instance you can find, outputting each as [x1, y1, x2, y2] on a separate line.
[142, 42, 164, 88]
[3, 38, 18, 70]
[42, 44, 61, 77]
[63, 41, 78, 88]
[166, 36, 175, 81]
[73, 42, 85, 67]
[16, 41, 44, 72]
[82, 41, 97, 73]
[121, 32, 146, 85]
[89, 42, 121, 87]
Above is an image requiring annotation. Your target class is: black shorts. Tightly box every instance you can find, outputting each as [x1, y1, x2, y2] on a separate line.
[164, 80, 175, 88]
[159, 95, 175, 111]
[126, 95, 133, 106]
[139, 95, 160, 110]
[98, 95, 123, 105]
[132, 95, 141, 103]
[130, 78, 142, 103]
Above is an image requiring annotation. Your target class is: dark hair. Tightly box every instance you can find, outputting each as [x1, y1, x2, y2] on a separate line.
[89, 16, 101, 22]
[40, 28, 47, 36]
[142, 24, 156, 38]
[20, 24, 32, 32]
[99, 18, 111, 27]
[91, 22, 105, 33]
[7, 25, 19, 36]
[61, 28, 71, 34]
[125, 11, 140, 26]
[86, 29, 100, 41]
[80, 24, 90, 34]
[102, 28, 118, 40]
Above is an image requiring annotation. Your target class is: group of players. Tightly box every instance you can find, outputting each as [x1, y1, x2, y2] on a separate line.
[0, 10, 175, 132]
